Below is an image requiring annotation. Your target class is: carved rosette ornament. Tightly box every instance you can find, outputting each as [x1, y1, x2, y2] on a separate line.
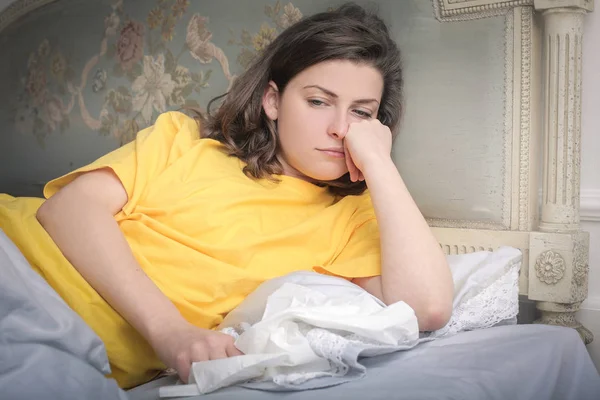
[535, 250, 565, 285]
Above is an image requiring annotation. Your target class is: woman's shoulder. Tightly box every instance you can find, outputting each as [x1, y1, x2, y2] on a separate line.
[152, 110, 200, 138]
[148, 110, 229, 151]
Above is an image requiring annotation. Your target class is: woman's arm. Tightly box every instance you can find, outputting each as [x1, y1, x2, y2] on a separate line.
[37, 169, 241, 382]
[344, 120, 453, 331]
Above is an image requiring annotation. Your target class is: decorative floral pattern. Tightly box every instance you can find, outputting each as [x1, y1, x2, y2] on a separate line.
[252, 23, 277, 52]
[278, 2, 303, 29]
[172, 0, 189, 19]
[186, 14, 215, 64]
[104, 13, 121, 36]
[43, 95, 69, 132]
[50, 52, 66, 79]
[92, 69, 108, 93]
[229, 1, 302, 69]
[146, 0, 188, 41]
[12, 0, 301, 145]
[15, 37, 77, 144]
[131, 54, 176, 124]
[116, 20, 145, 72]
[535, 250, 566, 285]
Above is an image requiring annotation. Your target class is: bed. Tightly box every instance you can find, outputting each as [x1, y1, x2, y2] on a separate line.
[0, 0, 598, 399]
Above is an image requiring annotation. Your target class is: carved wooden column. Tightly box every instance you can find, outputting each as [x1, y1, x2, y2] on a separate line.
[531, 0, 593, 344]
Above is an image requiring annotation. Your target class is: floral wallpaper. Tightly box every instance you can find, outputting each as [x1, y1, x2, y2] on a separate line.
[1, 0, 506, 222]
[9, 0, 305, 146]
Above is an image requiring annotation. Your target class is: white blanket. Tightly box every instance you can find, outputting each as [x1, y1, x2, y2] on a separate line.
[159, 247, 522, 398]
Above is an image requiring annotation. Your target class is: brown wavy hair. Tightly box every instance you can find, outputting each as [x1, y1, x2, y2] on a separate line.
[191, 2, 403, 197]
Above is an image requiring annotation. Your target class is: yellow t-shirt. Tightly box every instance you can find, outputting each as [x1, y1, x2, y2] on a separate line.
[0, 111, 381, 389]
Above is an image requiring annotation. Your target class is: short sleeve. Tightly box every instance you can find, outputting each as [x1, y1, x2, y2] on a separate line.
[43, 111, 200, 215]
[314, 195, 381, 279]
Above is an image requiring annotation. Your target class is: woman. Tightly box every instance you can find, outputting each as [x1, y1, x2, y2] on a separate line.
[0, 3, 453, 389]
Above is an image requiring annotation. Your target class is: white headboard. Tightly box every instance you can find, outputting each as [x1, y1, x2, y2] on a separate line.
[407, 0, 594, 344]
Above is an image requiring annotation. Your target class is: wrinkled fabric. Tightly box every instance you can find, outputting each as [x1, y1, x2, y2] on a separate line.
[0, 229, 128, 400]
[133, 324, 600, 400]
[160, 273, 419, 397]
[159, 247, 523, 397]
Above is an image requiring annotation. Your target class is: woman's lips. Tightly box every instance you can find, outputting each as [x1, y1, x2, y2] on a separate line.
[318, 149, 345, 158]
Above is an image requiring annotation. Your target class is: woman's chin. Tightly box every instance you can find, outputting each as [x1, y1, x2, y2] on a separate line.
[305, 170, 348, 183]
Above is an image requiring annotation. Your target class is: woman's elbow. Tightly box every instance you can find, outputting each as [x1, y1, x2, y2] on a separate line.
[419, 302, 452, 332]
[36, 199, 53, 226]
[36, 194, 68, 229]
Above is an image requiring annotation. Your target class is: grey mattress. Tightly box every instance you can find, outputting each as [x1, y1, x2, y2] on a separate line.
[128, 323, 600, 400]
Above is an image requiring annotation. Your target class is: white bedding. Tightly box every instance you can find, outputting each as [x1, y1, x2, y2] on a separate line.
[158, 247, 523, 396]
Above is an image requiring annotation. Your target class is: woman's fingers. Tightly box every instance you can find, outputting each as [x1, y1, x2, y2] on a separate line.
[344, 140, 360, 182]
[226, 342, 244, 357]
[209, 347, 228, 360]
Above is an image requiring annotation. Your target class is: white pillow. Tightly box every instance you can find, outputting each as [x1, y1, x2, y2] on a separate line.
[220, 246, 522, 339]
[428, 246, 522, 338]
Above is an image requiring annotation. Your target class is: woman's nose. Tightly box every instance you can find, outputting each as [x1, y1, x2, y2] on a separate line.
[327, 112, 349, 139]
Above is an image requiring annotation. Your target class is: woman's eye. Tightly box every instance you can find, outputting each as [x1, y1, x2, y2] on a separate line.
[354, 109, 372, 118]
[309, 99, 326, 106]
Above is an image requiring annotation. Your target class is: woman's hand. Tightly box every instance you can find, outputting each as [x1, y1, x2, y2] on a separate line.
[343, 119, 393, 182]
[150, 319, 243, 383]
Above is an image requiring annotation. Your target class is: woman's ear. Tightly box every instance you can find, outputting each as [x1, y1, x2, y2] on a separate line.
[262, 81, 279, 121]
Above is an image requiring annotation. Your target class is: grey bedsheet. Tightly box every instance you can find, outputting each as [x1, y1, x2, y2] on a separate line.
[128, 324, 600, 400]
[0, 229, 127, 400]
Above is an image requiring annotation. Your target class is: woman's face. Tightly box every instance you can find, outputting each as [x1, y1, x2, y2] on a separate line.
[262, 60, 384, 182]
